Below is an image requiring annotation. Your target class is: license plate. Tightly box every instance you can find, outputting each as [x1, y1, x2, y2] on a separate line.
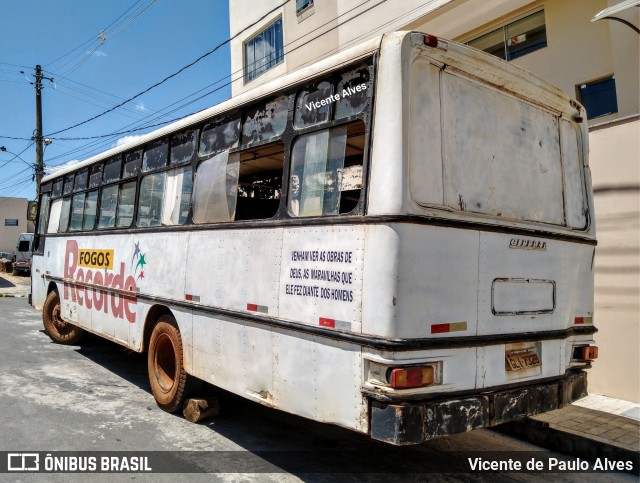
[505, 349, 541, 371]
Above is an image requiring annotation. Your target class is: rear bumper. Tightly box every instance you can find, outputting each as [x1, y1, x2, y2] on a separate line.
[369, 370, 588, 445]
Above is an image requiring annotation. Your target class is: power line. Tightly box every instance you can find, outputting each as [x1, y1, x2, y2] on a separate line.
[45, 0, 157, 71]
[59, 1, 159, 77]
[45, 0, 291, 137]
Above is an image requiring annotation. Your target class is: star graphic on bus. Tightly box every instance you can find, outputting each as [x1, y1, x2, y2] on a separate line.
[137, 271, 145, 281]
[131, 241, 141, 264]
[135, 253, 147, 274]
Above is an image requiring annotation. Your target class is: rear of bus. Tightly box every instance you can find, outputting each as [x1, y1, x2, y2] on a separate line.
[362, 32, 596, 444]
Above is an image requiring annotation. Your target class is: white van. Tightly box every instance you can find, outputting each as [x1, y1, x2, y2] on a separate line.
[13, 233, 34, 275]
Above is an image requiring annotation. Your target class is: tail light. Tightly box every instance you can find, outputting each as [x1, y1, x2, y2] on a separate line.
[389, 366, 435, 389]
[572, 345, 598, 362]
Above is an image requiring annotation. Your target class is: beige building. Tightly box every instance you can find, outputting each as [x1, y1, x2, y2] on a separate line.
[0, 197, 34, 254]
[229, 0, 640, 402]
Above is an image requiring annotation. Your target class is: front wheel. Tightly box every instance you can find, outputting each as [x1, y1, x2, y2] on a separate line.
[148, 315, 198, 412]
[42, 290, 84, 345]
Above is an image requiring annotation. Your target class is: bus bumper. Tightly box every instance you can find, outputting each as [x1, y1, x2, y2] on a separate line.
[369, 370, 588, 445]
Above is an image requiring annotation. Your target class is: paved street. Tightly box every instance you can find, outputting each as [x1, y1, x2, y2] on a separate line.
[0, 295, 636, 482]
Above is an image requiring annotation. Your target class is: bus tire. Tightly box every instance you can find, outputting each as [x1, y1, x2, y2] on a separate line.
[148, 315, 195, 413]
[42, 290, 84, 345]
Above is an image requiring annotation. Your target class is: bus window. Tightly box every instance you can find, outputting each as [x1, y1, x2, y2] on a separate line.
[241, 95, 288, 145]
[63, 175, 75, 196]
[138, 173, 166, 227]
[116, 181, 137, 227]
[98, 185, 118, 229]
[47, 199, 62, 233]
[171, 129, 198, 165]
[142, 139, 169, 172]
[123, 150, 143, 178]
[83, 190, 99, 230]
[193, 151, 238, 224]
[89, 164, 103, 188]
[294, 81, 333, 129]
[137, 166, 193, 227]
[200, 116, 240, 157]
[73, 168, 88, 192]
[59, 196, 71, 232]
[334, 64, 370, 120]
[236, 141, 284, 220]
[37, 193, 51, 236]
[69, 193, 85, 231]
[163, 166, 192, 225]
[103, 156, 122, 183]
[52, 178, 63, 197]
[289, 122, 364, 217]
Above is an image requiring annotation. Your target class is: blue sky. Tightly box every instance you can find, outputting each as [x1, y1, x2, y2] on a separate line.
[0, 0, 231, 200]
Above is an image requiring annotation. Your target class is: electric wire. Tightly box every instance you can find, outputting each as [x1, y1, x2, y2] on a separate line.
[45, 0, 292, 137]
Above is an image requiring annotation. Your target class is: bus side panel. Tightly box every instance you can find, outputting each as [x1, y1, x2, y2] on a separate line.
[185, 229, 283, 316]
[278, 226, 365, 332]
[191, 316, 365, 433]
[31, 253, 48, 310]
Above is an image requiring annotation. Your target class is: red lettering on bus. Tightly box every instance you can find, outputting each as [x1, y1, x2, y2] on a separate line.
[63, 240, 137, 323]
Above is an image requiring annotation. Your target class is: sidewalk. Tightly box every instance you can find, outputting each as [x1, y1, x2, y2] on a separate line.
[500, 393, 640, 469]
[0, 271, 31, 297]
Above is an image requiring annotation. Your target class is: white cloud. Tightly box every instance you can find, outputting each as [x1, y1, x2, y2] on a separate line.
[114, 134, 145, 147]
[89, 50, 108, 57]
[135, 102, 146, 111]
[45, 159, 82, 175]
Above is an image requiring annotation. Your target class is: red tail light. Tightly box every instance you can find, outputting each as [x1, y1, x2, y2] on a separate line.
[390, 366, 435, 389]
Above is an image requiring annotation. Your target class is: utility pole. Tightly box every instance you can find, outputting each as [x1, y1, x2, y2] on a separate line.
[34, 65, 45, 197]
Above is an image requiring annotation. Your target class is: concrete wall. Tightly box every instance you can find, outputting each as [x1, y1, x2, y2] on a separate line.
[0, 197, 34, 254]
[587, 118, 640, 403]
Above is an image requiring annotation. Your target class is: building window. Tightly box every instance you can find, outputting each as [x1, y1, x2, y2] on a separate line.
[578, 76, 618, 120]
[468, 10, 547, 61]
[245, 17, 284, 83]
[296, 0, 314, 21]
[4, 219, 18, 226]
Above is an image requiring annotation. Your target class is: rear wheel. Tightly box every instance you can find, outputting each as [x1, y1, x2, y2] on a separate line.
[42, 290, 84, 344]
[148, 315, 197, 412]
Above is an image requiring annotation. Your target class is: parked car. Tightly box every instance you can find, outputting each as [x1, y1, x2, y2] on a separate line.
[13, 233, 34, 275]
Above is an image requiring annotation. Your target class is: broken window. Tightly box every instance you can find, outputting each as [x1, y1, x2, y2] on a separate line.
[171, 129, 198, 165]
[294, 81, 334, 129]
[123, 150, 143, 178]
[142, 139, 169, 172]
[73, 168, 88, 192]
[89, 164, 103, 188]
[289, 122, 364, 217]
[334, 64, 370, 120]
[241, 95, 288, 145]
[103, 156, 122, 183]
[200, 116, 240, 157]
[193, 151, 239, 224]
[236, 141, 284, 220]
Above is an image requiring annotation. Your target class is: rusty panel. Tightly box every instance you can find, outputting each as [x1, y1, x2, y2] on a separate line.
[492, 383, 558, 425]
[424, 397, 489, 439]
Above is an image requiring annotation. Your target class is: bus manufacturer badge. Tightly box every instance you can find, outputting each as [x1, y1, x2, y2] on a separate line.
[509, 238, 547, 251]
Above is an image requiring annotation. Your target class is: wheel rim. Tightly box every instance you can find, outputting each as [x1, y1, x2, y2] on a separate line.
[154, 333, 177, 393]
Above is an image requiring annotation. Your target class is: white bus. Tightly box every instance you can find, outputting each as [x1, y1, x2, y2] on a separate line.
[30, 31, 598, 445]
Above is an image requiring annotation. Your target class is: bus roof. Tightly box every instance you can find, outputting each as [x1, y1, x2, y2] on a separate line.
[44, 31, 583, 182]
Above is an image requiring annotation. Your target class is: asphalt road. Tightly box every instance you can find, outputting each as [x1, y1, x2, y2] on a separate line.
[0, 296, 635, 482]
